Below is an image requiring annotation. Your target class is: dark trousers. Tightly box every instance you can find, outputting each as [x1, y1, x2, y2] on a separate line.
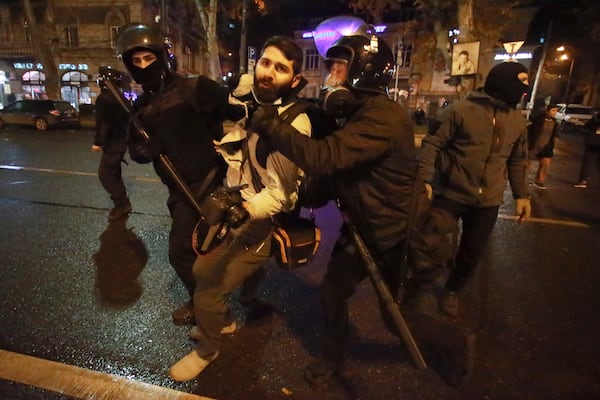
[167, 190, 202, 296]
[577, 146, 600, 182]
[433, 197, 499, 293]
[318, 228, 468, 367]
[98, 143, 127, 203]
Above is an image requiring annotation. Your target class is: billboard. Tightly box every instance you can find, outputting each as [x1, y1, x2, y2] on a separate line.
[451, 42, 480, 76]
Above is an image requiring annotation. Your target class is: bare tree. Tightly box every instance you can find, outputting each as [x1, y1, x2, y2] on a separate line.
[22, 0, 60, 99]
[192, 0, 222, 80]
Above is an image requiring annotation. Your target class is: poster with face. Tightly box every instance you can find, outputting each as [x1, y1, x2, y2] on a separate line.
[452, 42, 480, 76]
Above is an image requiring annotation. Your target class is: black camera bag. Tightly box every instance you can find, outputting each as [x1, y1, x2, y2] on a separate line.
[271, 214, 321, 270]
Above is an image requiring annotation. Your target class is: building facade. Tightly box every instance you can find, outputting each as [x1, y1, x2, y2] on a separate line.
[0, 0, 147, 108]
[292, 7, 538, 116]
[0, 0, 209, 110]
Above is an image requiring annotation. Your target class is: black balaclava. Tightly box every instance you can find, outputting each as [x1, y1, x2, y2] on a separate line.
[126, 49, 169, 93]
[484, 62, 528, 107]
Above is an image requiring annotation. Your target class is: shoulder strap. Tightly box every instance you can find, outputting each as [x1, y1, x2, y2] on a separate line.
[279, 101, 311, 126]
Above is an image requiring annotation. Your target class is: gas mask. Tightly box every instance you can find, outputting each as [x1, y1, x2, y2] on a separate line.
[319, 72, 357, 119]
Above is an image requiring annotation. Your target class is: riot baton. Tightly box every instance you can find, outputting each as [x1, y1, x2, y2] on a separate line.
[341, 211, 427, 370]
[104, 80, 231, 251]
[103, 80, 205, 216]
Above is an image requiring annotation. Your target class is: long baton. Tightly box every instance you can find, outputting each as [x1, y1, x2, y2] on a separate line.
[342, 213, 427, 369]
[104, 80, 204, 216]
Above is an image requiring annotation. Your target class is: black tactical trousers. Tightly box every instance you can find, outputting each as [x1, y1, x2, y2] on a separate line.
[98, 143, 128, 203]
[318, 229, 469, 369]
[167, 190, 201, 297]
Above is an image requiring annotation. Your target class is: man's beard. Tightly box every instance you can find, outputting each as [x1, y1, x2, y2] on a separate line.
[253, 76, 293, 104]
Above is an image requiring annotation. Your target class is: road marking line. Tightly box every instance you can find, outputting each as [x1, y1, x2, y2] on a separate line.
[0, 349, 212, 400]
[497, 213, 590, 228]
[1, 166, 591, 228]
[0, 164, 160, 183]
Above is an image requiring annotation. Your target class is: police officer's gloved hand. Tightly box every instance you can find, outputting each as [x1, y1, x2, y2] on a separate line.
[250, 105, 281, 136]
[129, 136, 162, 164]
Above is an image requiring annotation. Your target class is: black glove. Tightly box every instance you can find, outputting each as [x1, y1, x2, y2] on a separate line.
[249, 105, 281, 136]
[128, 136, 162, 164]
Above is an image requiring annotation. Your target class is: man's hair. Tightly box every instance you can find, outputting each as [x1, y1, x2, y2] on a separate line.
[260, 35, 303, 75]
[459, 50, 469, 58]
[547, 103, 558, 111]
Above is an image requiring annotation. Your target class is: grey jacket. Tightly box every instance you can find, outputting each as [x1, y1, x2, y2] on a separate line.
[419, 90, 529, 207]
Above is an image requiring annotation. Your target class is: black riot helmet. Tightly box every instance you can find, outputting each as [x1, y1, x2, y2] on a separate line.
[116, 23, 173, 89]
[97, 65, 125, 90]
[325, 35, 394, 95]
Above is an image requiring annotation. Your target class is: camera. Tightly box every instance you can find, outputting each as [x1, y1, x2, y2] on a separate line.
[201, 185, 249, 228]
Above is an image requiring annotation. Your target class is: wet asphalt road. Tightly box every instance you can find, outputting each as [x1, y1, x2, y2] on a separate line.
[1, 125, 600, 400]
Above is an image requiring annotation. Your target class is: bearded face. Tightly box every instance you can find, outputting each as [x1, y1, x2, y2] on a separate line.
[253, 46, 299, 104]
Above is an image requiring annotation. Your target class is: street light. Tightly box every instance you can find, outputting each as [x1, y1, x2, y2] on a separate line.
[556, 45, 575, 104]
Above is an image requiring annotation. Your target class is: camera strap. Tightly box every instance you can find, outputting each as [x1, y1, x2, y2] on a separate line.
[242, 136, 264, 194]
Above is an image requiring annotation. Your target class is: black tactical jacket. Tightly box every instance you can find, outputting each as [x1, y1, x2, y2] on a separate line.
[268, 93, 419, 251]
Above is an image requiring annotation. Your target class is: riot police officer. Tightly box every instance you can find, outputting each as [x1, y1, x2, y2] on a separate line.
[251, 33, 474, 387]
[116, 24, 230, 325]
[92, 66, 131, 220]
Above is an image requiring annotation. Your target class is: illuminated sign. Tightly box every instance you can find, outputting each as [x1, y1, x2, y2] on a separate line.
[303, 24, 387, 39]
[59, 63, 89, 70]
[14, 62, 43, 70]
[494, 52, 533, 61]
[13, 63, 89, 70]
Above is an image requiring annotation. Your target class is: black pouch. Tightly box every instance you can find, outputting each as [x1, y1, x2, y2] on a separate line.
[271, 215, 321, 270]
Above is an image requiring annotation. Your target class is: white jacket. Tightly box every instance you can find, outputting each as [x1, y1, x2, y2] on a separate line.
[215, 102, 311, 219]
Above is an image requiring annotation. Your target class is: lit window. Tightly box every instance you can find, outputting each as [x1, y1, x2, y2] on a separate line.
[110, 26, 121, 48]
[66, 25, 79, 47]
[396, 43, 413, 68]
[304, 49, 319, 71]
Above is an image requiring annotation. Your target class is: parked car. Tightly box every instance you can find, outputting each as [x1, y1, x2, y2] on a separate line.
[554, 103, 596, 133]
[0, 99, 80, 131]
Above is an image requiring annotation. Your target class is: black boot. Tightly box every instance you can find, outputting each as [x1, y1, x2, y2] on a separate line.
[304, 356, 340, 384]
[109, 198, 132, 220]
[171, 300, 195, 325]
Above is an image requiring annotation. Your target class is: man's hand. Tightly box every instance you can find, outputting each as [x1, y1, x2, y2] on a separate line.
[128, 137, 162, 164]
[250, 105, 280, 135]
[515, 198, 531, 223]
[91, 145, 102, 152]
[424, 182, 433, 200]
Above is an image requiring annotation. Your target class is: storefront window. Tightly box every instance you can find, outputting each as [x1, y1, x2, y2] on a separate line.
[22, 70, 46, 99]
[61, 70, 90, 109]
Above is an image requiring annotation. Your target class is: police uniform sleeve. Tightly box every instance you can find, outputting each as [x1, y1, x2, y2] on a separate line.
[193, 76, 229, 122]
[245, 112, 311, 219]
[263, 97, 403, 176]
